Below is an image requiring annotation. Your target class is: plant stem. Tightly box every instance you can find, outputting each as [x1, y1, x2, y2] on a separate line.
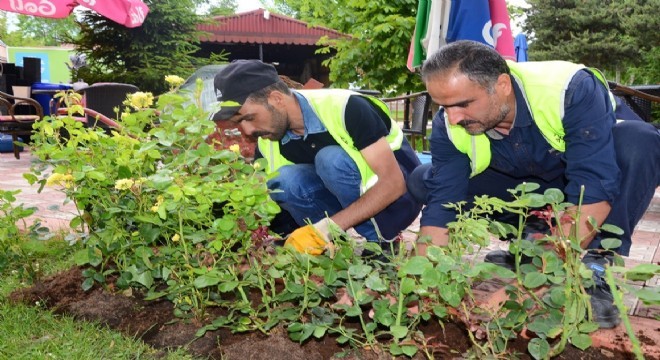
[605, 268, 644, 360]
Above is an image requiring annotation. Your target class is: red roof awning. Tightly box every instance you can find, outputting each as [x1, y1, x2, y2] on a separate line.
[198, 9, 347, 45]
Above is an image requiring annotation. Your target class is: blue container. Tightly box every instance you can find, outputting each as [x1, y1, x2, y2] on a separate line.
[0, 133, 22, 153]
[31, 83, 73, 116]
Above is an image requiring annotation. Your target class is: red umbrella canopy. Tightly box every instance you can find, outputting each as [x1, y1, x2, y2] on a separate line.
[0, 0, 149, 28]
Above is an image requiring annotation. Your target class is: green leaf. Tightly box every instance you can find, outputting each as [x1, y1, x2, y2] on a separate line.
[600, 224, 624, 235]
[193, 273, 221, 288]
[323, 268, 338, 284]
[312, 326, 326, 338]
[516, 182, 541, 193]
[147, 149, 161, 159]
[400, 277, 416, 295]
[401, 345, 418, 357]
[287, 322, 303, 333]
[73, 249, 90, 266]
[600, 238, 622, 250]
[365, 273, 387, 292]
[528, 338, 550, 360]
[578, 322, 600, 333]
[400, 256, 432, 275]
[523, 272, 548, 289]
[632, 287, 660, 304]
[131, 269, 154, 289]
[22, 173, 38, 184]
[624, 263, 660, 282]
[67, 215, 82, 229]
[570, 333, 592, 350]
[81, 277, 94, 291]
[543, 188, 564, 203]
[86, 171, 106, 181]
[348, 264, 372, 279]
[218, 281, 239, 292]
[389, 325, 408, 339]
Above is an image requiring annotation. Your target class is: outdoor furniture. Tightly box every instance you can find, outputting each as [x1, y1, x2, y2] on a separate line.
[380, 91, 433, 151]
[76, 82, 139, 130]
[609, 82, 660, 123]
[0, 90, 43, 159]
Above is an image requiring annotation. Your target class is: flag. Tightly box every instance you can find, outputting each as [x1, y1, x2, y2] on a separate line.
[407, 0, 515, 71]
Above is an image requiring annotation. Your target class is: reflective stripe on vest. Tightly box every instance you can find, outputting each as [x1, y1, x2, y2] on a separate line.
[258, 89, 403, 193]
[448, 61, 610, 177]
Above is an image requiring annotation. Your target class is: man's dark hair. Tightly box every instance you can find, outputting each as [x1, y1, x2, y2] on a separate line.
[421, 40, 510, 93]
[247, 80, 291, 105]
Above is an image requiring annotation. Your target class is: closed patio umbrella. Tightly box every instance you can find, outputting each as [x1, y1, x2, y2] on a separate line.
[514, 33, 529, 62]
[0, 0, 149, 28]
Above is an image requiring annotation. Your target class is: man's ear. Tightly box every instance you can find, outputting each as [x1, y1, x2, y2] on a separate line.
[496, 73, 512, 96]
[268, 90, 285, 106]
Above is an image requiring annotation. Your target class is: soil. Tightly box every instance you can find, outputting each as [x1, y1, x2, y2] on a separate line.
[8, 266, 643, 360]
[208, 123, 256, 159]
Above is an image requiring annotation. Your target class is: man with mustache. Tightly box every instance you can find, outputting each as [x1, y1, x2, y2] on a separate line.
[408, 40, 659, 328]
[212, 60, 422, 255]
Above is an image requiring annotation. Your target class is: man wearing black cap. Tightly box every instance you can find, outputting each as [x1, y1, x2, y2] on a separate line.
[213, 59, 422, 254]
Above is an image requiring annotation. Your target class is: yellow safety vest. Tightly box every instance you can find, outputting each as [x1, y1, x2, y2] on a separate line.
[258, 89, 404, 192]
[448, 60, 610, 177]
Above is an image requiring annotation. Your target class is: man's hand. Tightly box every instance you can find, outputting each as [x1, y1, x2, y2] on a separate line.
[284, 218, 337, 255]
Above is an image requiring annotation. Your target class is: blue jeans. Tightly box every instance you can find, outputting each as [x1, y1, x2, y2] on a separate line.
[268, 145, 422, 241]
[408, 120, 660, 256]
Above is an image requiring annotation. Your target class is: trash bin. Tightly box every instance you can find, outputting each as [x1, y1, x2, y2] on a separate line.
[31, 83, 73, 116]
[0, 133, 22, 153]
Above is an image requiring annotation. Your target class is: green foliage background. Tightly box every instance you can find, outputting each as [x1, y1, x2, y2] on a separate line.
[2, 0, 657, 94]
[523, 0, 659, 84]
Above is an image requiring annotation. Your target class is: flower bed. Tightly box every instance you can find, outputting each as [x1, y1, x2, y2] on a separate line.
[15, 77, 658, 359]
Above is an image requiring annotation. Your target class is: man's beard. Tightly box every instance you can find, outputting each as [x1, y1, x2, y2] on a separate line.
[457, 103, 510, 135]
[252, 106, 289, 140]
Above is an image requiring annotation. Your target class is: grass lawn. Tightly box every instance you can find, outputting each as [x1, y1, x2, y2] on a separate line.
[0, 237, 196, 360]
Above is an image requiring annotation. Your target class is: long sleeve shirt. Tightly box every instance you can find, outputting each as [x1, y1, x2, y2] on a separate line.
[420, 69, 621, 229]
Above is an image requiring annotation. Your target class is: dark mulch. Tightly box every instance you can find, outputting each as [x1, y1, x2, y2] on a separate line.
[8, 266, 639, 359]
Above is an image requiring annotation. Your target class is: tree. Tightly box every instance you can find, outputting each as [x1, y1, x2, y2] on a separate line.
[71, 0, 222, 94]
[522, 0, 658, 84]
[14, 15, 79, 46]
[270, 0, 423, 94]
[204, 0, 239, 16]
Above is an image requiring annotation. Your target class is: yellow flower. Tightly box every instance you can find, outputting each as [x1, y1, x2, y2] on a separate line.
[165, 75, 185, 89]
[125, 91, 154, 110]
[114, 178, 134, 191]
[253, 162, 261, 169]
[229, 144, 241, 154]
[46, 173, 75, 189]
[172, 234, 180, 242]
[151, 195, 164, 212]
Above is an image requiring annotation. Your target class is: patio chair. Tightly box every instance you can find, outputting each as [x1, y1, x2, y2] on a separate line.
[608, 82, 660, 123]
[0, 90, 44, 159]
[77, 83, 139, 130]
[381, 91, 433, 151]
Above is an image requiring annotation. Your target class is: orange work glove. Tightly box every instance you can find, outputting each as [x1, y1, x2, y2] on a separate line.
[284, 218, 337, 255]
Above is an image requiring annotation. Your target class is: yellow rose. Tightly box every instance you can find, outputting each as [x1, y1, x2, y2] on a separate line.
[46, 173, 75, 189]
[151, 195, 165, 212]
[165, 75, 185, 88]
[114, 178, 135, 191]
[125, 91, 154, 110]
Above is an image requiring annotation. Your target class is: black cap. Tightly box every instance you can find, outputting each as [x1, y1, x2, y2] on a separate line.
[212, 60, 279, 121]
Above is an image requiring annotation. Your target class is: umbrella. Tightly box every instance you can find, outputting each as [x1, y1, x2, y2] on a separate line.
[0, 0, 149, 28]
[514, 33, 529, 62]
[407, 0, 515, 71]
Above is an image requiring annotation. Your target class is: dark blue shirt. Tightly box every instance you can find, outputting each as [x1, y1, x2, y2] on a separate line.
[421, 69, 621, 228]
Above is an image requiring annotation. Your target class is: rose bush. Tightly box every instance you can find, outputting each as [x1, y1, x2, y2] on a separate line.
[27, 77, 280, 317]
